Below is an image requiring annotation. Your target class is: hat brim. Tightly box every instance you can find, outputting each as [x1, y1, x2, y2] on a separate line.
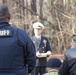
[33, 27, 42, 29]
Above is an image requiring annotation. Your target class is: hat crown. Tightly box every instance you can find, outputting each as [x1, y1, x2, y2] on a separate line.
[47, 58, 62, 68]
[33, 22, 44, 29]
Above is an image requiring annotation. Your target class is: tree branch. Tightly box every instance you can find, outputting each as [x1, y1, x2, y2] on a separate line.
[14, 0, 54, 25]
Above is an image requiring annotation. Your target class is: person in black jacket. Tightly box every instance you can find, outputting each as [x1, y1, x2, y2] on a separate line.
[59, 34, 76, 75]
[0, 3, 36, 75]
[31, 22, 51, 75]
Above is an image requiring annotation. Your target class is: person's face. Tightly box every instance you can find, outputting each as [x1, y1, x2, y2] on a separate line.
[34, 28, 42, 36]
[71, 39, 76, 48]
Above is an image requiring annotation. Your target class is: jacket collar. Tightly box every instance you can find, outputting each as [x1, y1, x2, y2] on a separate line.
[0, 20, 10, 27]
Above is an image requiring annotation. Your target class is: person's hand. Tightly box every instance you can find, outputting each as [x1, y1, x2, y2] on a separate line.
[36, 51, 41, 57]
[46, 51, 51, 57]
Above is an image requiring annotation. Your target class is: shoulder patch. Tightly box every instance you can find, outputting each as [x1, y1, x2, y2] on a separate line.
[48, 69, 58, 75]
[0, 30, 12, 37]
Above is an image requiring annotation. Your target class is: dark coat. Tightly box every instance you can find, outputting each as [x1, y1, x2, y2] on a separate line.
[31, 36, 51, 66]
[59, 48, 76, 75]
[0, 20, 36, 75]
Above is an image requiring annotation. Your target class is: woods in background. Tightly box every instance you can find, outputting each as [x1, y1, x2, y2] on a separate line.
[0, 0, 76, 54]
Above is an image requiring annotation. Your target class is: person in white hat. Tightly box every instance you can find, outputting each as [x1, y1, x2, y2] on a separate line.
[31, 22, 51, 75]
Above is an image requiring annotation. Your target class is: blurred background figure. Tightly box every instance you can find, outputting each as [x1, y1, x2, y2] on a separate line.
[59, 34, 76, 75]
[43, 58, 62, 75]
[31, 22, 51, 75]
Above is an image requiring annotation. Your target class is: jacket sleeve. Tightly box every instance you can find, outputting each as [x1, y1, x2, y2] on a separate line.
[17, 28, 36, 74]
[46, 38, 51, 51]
[58, 53, 70, 75]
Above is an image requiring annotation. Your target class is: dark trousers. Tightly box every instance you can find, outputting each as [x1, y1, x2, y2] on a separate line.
[31, 66, 46, 75]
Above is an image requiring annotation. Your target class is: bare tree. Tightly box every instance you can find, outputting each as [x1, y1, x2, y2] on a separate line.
[1, 0, 76, 54]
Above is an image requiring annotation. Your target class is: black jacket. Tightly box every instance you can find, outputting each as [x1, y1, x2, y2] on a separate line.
[31, 36, 51, 66]
[59, 48, 76, 75]
[0, 20, 36, 75]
